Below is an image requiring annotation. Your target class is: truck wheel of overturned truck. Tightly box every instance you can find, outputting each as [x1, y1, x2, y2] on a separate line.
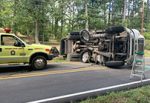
[30, 56, 47, 70]
[105, 26, 125, 34]
[69, 32, 80, 40]
[105, 61, 124, 68]
[81, 50, 91, 63]
[80, 30, 90, 43]
[60, 38, 67, 55]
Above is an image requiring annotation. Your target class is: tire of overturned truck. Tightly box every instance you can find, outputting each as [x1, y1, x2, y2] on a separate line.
[80, 30, 90, 43]
[105, 61, 125, 67]
[105, 26, 125, 34]
[60, 38, 67, 55]
[68, 32, 80, 40]
[81, 50, 92, 63]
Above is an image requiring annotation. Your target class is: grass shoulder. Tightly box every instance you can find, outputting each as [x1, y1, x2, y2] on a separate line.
[50, 56, 66, 63]
[80, 85, 150, 103]
[145, 50, 150, 57]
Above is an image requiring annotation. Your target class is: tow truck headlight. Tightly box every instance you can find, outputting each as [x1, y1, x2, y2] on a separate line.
[45, 49, 51, 54]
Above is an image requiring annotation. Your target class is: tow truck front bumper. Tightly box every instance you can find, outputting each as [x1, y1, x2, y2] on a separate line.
[48, 47, 59, 60]
[48, 54, 56, 60]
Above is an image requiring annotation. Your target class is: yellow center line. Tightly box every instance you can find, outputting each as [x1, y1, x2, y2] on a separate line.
[0, 66, 106, 80]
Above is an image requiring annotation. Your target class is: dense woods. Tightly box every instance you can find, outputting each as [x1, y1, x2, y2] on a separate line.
[0, 0, 150, 42]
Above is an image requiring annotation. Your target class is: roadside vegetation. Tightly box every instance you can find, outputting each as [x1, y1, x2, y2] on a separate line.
[51, 57, 66, 63]
[145, 40, 150, 50]
[145, 40, 150, 57]
[0, 0, 150, 43]
[145, 50, 150, 57]
[80, 85, 150, 103]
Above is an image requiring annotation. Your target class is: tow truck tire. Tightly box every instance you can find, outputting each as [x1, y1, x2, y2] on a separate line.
[30, 56, 47, 70]
[105, 61, 124, 67]
[81, 50, 92, 63]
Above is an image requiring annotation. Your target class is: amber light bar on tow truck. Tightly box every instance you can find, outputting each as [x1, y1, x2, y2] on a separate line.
[4, 28, 11, 33]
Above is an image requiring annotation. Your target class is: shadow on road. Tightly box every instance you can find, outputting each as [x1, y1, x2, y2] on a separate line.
[0, 64, 59, 74]
[0, 65, 28, 73]
[107, 65, 132, 70]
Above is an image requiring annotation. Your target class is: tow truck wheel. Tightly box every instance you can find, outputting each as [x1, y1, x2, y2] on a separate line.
[31, 56, 47, 70]
[81, 51, 91, 63]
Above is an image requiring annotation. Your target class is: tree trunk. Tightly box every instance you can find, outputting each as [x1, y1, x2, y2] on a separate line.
[60, 19, 64, 38]
[111, 0, 115, 25]
[85, 0, 88, 30]
[51, 17, 54, 36]
[147, 0, 150, 22]
[54, 18, 59, 39]
[13, 0, 19, 35]
[35, 19, 39, 43]
[60, 0, 64, 38]
[122, 0, 127, 24]
[108, 0, 112, 25]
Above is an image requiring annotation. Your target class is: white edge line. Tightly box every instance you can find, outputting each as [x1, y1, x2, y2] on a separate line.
[27, 78, 150, 103]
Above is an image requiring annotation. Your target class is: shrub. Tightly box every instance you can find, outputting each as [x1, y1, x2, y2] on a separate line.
[144, 32, 150, 40]
[145, 40, 150, 50]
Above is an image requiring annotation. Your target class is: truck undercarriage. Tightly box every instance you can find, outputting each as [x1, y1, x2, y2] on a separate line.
[60, 26, 144, 67]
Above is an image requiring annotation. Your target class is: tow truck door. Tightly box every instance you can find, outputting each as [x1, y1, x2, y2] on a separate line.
[0, 35, 26, 64]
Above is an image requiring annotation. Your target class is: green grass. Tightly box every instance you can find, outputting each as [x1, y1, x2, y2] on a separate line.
[80, 85, 150, 103]
[145, 40, 150, 50]
[145, 50, 150, 57]
[50, 57, 66, 63]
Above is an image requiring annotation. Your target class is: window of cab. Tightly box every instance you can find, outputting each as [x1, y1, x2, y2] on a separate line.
[1, 35, 22, 46]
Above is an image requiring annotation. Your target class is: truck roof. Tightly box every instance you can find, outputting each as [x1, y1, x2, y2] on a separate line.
[0, 33, 15, 36]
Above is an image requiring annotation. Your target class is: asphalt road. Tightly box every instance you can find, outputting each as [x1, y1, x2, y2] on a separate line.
[0, 60, 149, 103]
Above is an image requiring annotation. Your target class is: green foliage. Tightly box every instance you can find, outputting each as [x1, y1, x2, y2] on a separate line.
[51, 57, 66, 63]
[0, 0, 150, 42]
[145, 23, 150, 32]
[145, 40, 150, 50]
[0, 0, 14, 27]
[144, 32, 150, 40]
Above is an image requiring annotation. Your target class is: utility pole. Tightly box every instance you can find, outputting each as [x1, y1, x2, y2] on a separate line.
[140, 0, 145, 35]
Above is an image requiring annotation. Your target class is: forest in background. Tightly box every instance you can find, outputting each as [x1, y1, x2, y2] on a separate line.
[0, 0, 150, 43]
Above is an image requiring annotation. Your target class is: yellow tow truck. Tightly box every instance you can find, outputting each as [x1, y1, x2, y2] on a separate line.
[0, 28, 59, 70]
